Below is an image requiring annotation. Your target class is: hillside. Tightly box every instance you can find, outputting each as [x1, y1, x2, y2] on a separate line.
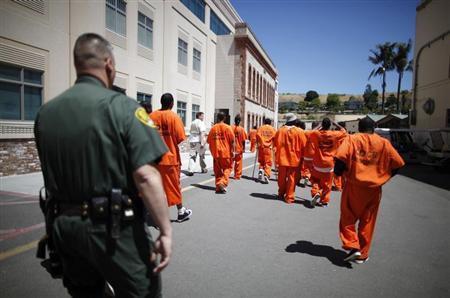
[279, 93, 363, 104]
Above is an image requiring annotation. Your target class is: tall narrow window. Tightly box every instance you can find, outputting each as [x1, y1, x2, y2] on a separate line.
[178, 38, 188, 66]
[138, 12, 153, 49]
[248, 65, 252, 97]
[106, 0, 127, 36]
[0, 63, 43, 120]
[177, 101, 187, 125]
[193, 48, 201, 73]
[210, 10, 231, 35]
[180, 0, 205, 22]
[192, 104, 200, 122]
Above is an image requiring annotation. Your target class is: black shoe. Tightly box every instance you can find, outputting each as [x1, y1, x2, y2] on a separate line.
[344, 249, 361, 262]
[201, 169, 208, 173]
[185, 172, 194, 176]
[177, 209, 192, 222]
[311, 194, 320, 207]
[216, 185, 227, 194]
[298, 179, 306, 188]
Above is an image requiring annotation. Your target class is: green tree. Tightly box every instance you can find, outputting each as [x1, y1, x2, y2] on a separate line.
[326, 93, 341, 109]
[393, 40, 413, 112]
[298, 101, 307, 110]
[309, 97, 321, 109]
[385, 94, 397, 112]
[368, 42, 396, 114]
[363, 85, 379, 112]
[305, 90, 319, 102]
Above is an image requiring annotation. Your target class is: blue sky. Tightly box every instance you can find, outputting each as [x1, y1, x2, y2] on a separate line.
[231, 0, 418, 95]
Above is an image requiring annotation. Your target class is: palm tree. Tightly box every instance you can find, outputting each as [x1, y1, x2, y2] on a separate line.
[368, 42, 396, 114]
[393, 39, 413, 113]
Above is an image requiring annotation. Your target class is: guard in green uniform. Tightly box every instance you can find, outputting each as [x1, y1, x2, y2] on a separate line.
[34, 33, 173, 297]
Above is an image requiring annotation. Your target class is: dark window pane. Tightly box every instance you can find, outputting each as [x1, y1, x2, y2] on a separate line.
[138, 12, 145, 24]
[117, 0, 126, 12]
[0, 64, 21, 81]
[24, 69, 43, 85]
[180, 0, 205, 22]
[24, 86, 42, 120]
[0, 82, 21, 120]
[106, 4, 116, 31]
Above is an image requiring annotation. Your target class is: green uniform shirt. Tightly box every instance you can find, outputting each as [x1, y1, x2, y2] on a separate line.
[34, 75, 168, 203]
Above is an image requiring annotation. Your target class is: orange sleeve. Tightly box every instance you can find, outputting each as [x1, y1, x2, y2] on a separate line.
[173, 114, 186, 145]
[386, 141, 405, 170]
[335, 136, 352, 164]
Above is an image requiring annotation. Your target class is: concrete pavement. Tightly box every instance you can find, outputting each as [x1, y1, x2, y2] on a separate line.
[0, 156, 449, 297]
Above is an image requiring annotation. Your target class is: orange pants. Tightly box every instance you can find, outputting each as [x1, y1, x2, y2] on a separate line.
[258, 147, 272, 177]
[214, 158, 232, 190]
[278, 166, 297, 203]
[157, 164, 182, 207]
[333, 174, 343, 191]
[340, 183, 382, 259]
[250, 141, 256, 153]
[310, 170, 333, 204]
[233, 153, 243, 179]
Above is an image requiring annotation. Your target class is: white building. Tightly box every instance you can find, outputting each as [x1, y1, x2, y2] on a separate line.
[0, 0, 278, 176]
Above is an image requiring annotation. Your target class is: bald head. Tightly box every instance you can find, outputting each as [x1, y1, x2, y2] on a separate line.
[358, 118, 374, 133]
[74, 33, 114, 70]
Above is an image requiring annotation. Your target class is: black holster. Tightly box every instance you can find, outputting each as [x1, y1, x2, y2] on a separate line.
[36, 187, 63, 279]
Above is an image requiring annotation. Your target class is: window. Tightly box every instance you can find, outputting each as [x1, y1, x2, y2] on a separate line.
[180, 0, 205, 22]
[106, 0, 127, 37]
[138, 12, 153, 49]
[193, 48, 201, 73]
[192, 104, 200, 122]
[248, 65, 252, 97]
[0, 63, 43, 121]
[178, 38, 188, 66]
[210, 10, 231, 35]
[137, 92, 152, 104]
[177, 101, 187, 125]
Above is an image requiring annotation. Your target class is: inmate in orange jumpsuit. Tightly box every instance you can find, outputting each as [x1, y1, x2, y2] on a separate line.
[232, 125, 247, 179]
[335, 133, 405, 259]
[307, 129, 347, 205]
[274, 125, 307, 203]
[297, 130, 312, 184]
[249, 128, 257, 153]
[256, 124, 276, 178]
[150, 109, 186, 206]
[207, 122, 235, 191]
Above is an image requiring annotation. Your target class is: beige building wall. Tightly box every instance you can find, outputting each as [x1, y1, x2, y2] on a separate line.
[412, 0, 450, 130]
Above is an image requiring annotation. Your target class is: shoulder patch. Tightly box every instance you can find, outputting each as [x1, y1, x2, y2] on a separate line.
[135, 107, 156, 128]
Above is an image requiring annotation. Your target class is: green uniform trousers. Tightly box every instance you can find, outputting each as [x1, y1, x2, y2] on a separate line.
[53, 215, 161, 297]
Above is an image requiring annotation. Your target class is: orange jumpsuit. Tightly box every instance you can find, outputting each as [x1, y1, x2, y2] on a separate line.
[335, 133, 405, 259]
[249, 129, 257, 153]
[232, 125, 247, 179]
[256, 125, 276, 178]
[333, 136, 346, 191]
[207, 123, 235, 191]
[274, 125, 307, 203]
[150, 109, 186, 206]
[298, 130, 313, 184]
[307, 129, 347, 204]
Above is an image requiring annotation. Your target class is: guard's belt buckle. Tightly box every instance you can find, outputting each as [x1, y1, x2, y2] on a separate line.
[91, 197, 108, 219]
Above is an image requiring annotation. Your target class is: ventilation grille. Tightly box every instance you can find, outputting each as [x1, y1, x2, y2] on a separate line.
[0, 43, 45, 70]
[0, 121, 35, 139]
[12, 0, 45, 14]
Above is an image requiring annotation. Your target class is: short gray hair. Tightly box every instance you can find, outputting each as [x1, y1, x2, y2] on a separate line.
[73, 33, 113, 70]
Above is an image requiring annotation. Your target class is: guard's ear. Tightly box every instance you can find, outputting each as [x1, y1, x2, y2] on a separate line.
[105, 57, 116, 88]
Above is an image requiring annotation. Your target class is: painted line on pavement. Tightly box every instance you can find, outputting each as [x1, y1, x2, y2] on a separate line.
[0, 200, 39, 206]
[0, 223, 45, 242]
[0, 240, 40, 262]
[0, 190, 37, 199]
[0, 163, 256, 262]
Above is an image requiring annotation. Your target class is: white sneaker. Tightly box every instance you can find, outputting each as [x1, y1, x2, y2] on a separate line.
[258, 170, 263, 181]
[177, 209, 192, 222]
[353, 257, 369, 264]
[344, 249, 362, 262]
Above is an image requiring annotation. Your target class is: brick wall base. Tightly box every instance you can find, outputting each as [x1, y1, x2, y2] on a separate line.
[0, 139, 41, 177]
[0, 139, 190, 177]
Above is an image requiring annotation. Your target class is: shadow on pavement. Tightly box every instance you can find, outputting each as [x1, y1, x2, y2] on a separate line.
[250, 193, 307, 206]
[241, 175, 258, 182]
[191, 184, 216, 191]
[398, 164, 450, 191]
[285, 240, 352, 269]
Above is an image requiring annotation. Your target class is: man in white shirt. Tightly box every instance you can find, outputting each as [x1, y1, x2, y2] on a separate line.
[187, 112, 207, 176]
